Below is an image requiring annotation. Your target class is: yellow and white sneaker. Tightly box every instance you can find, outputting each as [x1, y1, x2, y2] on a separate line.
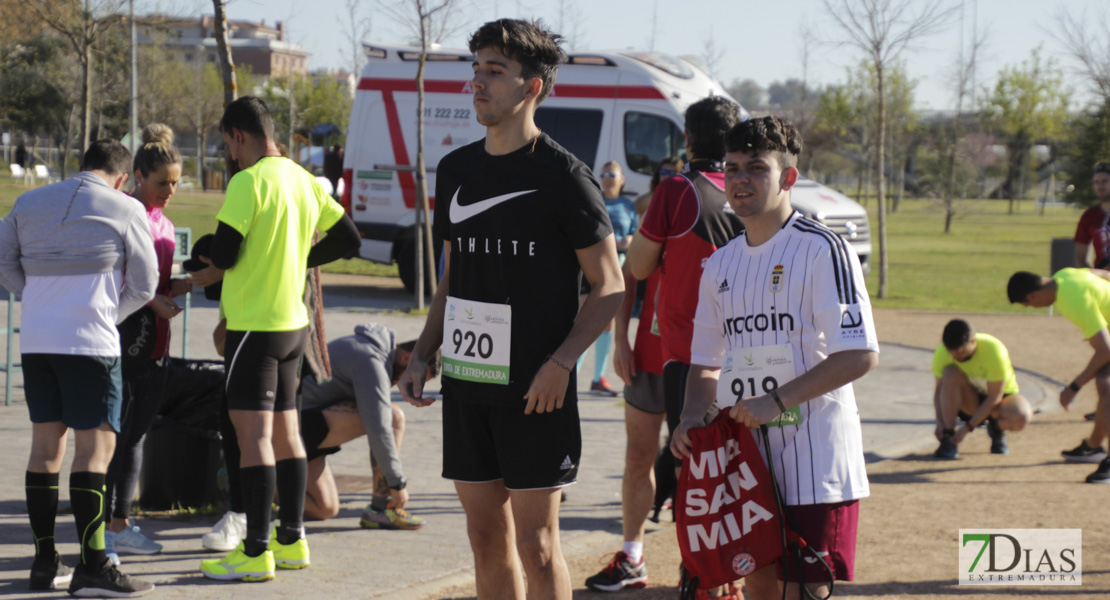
[199, 547, 275, 582]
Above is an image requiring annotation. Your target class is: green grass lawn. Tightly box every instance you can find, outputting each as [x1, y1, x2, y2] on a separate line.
[0, 179, 1081, 311]
[863, 198, 1080, 313]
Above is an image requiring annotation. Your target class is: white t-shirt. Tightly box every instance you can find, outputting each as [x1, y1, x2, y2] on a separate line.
[691, 212, 878, 506]
[20, 272, 124, 356]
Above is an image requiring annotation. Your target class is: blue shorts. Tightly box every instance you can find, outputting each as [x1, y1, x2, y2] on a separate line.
[22, 353, 123, 431]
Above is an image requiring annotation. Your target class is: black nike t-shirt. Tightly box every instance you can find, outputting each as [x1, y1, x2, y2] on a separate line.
[433, 133, 612, 405]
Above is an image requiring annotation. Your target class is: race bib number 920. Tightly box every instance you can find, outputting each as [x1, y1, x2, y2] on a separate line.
[443, 296, 511, 385]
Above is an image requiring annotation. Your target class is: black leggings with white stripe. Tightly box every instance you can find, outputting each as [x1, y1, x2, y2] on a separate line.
[223, 327, 308, 412]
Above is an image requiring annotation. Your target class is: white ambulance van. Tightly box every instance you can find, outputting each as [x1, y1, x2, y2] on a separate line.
[342, 42, 871, 291]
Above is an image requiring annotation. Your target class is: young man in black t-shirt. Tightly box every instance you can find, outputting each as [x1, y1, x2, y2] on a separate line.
[398, 19, 623, 599]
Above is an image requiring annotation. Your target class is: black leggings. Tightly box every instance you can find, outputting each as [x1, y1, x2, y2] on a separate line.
[224, 328, 308, 412]
[106, 359, 168, 521]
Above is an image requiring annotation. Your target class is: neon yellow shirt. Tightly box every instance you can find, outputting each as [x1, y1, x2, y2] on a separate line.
[1053, 267, 1110, 339]
[217, 156, 345, 331]
[932, 333, 1019, 396]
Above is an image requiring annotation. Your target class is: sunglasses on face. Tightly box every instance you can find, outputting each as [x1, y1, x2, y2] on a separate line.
[658, 169, 676, 177]
[599, 172, 620, 179]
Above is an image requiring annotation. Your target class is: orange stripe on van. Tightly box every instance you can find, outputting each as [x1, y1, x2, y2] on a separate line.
[359, 78, 666, 100]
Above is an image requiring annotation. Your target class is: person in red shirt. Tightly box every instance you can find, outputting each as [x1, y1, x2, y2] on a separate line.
[584, 159, 672, 592]
[626, 96, 743, 447]
[1074, 162, 1110, 268]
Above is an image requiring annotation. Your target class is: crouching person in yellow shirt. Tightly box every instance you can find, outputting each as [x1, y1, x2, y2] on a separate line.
[933, 319, 1032, 459]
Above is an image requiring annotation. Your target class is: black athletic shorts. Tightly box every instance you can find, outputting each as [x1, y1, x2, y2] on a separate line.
[624, 370, 666, 415]
[442, 398, 581, 490]
[663, 360, 719, 466]
[23, 354, 122, 431]
[957, 392, 990, 425]
[224, 327, 309, 412]
[300, 409, 341, 461]
[663, 361, 691, 435]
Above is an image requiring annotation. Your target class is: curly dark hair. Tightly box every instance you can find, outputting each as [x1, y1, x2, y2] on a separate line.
[468, 19, 566, 103]
[724, 115, 803, 169]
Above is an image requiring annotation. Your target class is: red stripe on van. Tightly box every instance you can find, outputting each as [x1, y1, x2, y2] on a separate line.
[381, 90, 418, 209]
[359, 78, 665, 99]
[553, 84, 666, 100]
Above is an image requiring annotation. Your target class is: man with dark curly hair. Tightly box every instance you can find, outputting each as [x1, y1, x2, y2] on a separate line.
[673, 116, 879, 600]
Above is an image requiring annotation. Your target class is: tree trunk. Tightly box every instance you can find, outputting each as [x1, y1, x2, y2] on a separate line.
[944, 124, 958, 234]
[876, 62, 888, 299]
[414, 13, 437, 305]
[196, 124, 204, 187]
[81, 43, 92, 155]
[61, 105, 76, 179]
[212, 0, 237, 107]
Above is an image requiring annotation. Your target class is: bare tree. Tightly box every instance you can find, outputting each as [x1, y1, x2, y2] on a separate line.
[212, 0, 237, 106]
[379, 0, 462, 304]
[822, 0, 957, 299]
[647, 0, 658, 51]
[25, 0, 127, 155]
[553, 0, 585, 51]
[340, 0, 373, 79]
[699, 30, 726, 79]
[941, 11, 987, 233]
[1050, 5, 1110, 104]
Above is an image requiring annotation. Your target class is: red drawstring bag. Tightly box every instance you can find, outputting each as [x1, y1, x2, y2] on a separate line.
[675, 411, 804, 590]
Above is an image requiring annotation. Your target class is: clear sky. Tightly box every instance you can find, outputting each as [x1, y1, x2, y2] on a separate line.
[170, 0, 1106, 111]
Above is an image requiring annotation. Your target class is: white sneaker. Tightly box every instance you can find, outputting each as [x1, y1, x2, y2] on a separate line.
[201, 511, 247, 552]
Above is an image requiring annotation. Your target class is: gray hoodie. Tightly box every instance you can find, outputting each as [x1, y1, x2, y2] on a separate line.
[302, 323, 405, 489]
[0, 171, 157, 321]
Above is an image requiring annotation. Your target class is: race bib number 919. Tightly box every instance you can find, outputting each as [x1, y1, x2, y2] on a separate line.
[717, 343, 801, 427]
[443, 296, 511, 385]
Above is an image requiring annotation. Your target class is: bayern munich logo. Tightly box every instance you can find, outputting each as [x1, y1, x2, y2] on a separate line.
[732, 553, 756, 576]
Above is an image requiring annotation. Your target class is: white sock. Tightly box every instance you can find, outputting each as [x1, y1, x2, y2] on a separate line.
[622, 541, 644, 564]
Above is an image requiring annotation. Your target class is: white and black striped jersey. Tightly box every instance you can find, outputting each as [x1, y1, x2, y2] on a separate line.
[690, 212, 878, 506]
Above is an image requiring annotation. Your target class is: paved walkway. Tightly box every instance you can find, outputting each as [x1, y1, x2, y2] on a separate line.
[0, 284, 1061, 599]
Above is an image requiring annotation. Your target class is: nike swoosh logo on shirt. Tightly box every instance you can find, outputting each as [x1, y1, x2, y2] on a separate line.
[449, 188, 536, 223]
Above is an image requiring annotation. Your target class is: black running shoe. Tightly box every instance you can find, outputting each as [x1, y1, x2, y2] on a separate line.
[1062, 439, 1107, 463]
[68, 557, 154, 598]
[584, 551, 648, 592]
[1086, 457, 1110, 484]
[987, 418, 1008, 455]
[934, 431, 959, 460]
[28, 552, 72, 591]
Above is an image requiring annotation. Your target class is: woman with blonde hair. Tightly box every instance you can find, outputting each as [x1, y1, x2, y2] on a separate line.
[579, 160, 638, 395]
[104, 123, 192, 563]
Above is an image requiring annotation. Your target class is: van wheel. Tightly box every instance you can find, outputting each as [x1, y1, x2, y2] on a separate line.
[396, 239, 436, 295]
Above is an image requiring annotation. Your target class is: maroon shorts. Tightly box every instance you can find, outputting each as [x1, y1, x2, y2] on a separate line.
[777, 499, 859, 582]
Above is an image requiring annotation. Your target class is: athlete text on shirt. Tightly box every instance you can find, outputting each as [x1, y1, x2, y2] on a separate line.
[454, 236, 536, 256]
